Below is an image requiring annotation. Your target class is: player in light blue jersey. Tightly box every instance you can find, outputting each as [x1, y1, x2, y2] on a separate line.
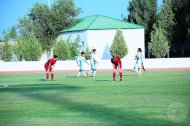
[88, 49, 99, 77]
[134, 48, 143, 77]
[76, 52, 89, 78]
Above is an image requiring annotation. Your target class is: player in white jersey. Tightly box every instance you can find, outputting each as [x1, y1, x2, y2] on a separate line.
[134, 48, 143, 77]
[88, 49, 99, 77]
[76, 52, 89, 78]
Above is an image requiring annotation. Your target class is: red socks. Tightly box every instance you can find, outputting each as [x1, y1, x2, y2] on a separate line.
[113, 73, 116, 80]
[46, 73, 49, 80]
[120, 72, 122, 80]
[113, 72, 122, 81]
[51, 74, 54, 80]
[46, 73, 54, 80]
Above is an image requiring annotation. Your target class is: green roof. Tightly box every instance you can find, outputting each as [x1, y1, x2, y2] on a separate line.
[61, 15, 144, 33]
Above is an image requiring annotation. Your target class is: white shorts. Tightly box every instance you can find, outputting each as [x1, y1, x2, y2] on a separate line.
[90, 62, 96, 70]
[134, 61, 142, 69]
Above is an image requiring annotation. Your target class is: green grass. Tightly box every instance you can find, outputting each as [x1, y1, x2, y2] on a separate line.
[0, 71, 190, 126]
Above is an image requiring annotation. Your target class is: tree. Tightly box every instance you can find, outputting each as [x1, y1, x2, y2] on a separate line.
[53, 39, 70, 60]
[22, 31, 42, 61]
[171, 0, 190, 45]
[85, 46, 90, 60]
[53, 36, 81, 60]
[110, 29, 128, 58]
[151, 0, 175, 57]
[17, 16, 34, 39]
[0, 30, 14, 62]
[14, 36, 25, 61]
[28, 0, 80, 59]
[0, 42, 13, 62]
[69, 35, 80, 59]
[155, 0, 175, 43]
[126, 0, 157, 57]
[149, 27, 169, 58]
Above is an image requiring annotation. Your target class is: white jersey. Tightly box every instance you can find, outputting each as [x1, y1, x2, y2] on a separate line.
[90, 53, 97, 69]
[77, 56, 85, 68]
[134, 52, 142, 68]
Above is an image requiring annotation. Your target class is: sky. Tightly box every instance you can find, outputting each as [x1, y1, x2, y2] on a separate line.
[0, 0, 163, 39]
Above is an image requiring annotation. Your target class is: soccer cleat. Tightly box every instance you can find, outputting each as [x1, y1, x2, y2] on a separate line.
[120, 78, 122, 81]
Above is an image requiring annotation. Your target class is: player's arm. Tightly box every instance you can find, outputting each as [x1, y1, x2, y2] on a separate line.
[118, 63, 121, 71]
[76, 59, 80, 67]
[51, 64, 55, 70]
[47, 63, 51, 72]
[93, 58, 99, 65]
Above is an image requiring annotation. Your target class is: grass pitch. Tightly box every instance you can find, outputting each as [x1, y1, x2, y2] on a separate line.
[0, 71, 190, 126]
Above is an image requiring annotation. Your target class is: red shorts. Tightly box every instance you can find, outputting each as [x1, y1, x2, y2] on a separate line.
[45, 66, 52, 72]
[114, 63, 122, 69]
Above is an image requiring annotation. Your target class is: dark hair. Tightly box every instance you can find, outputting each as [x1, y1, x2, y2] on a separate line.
[92, 49, 96, 52]
[81, 52, 85, 55]
[53, 55, 58, 58]
[138, 48, 142, 52]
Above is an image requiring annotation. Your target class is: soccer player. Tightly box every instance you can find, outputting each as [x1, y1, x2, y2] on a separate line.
[111, 55, 122, 82]
[88, 49, 99, 77]
[44, 55, 58, 80]
[134, 48, 143, 77]
[76, 52, 89, 78]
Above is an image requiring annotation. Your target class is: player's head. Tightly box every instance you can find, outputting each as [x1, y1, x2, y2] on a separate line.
[137, 48, 142, 52]
[81, 52, 85, 57]
[92, 49, 96, 54]
[53, 55, 58, 60]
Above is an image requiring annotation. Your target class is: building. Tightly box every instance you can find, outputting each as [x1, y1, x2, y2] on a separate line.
[59, 15, 144, 61]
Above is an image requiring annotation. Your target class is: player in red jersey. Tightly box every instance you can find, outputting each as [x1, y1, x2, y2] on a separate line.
[111, 55, 122, 82]
[44, 55, 58, 80]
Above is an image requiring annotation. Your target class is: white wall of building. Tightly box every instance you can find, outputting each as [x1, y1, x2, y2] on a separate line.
[59, 29, 144, 61]
[0, 58, 190, 72]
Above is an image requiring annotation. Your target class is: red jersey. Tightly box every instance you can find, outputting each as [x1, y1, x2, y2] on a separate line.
[111, 57, 122, 69]
[114, 57, 121, 65]
[44, 58, 57, 71]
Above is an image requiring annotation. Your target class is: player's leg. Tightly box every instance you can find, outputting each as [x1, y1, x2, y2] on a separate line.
[77, 68, 81, 78]
[119, 63, 122, 81]
[92, 64, 96, 77]
[88, 63, 93, 76]
[138, 67, 142, 77]
[45, 67, 49, 80]
[93, 69, 96, 77]
[82, 70, 87, 78]
[50, 68, 54, 80]
[113, 65, 117, 81]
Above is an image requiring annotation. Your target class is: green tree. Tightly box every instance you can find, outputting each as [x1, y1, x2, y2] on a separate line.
[28, 0, 80, 59]
[149, 27, 169, 58]
[126, 0, 157, 57]
[69, 35, 80, 59]
[53, 39, 70, 60]
[14, 36, 25, 61]
[171, 0, 190, 46]
[53, 36, 81, 60]
[17, 16, 34, 39]
[110, 29, 128, 58]
[0, 30, 14, 62]
[85, 46, 90, 60]
[22, 31, 42, 61]
[0, 42, 13, 62]
[151, 0, 175, 57]
[155, 0, 175, 43]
